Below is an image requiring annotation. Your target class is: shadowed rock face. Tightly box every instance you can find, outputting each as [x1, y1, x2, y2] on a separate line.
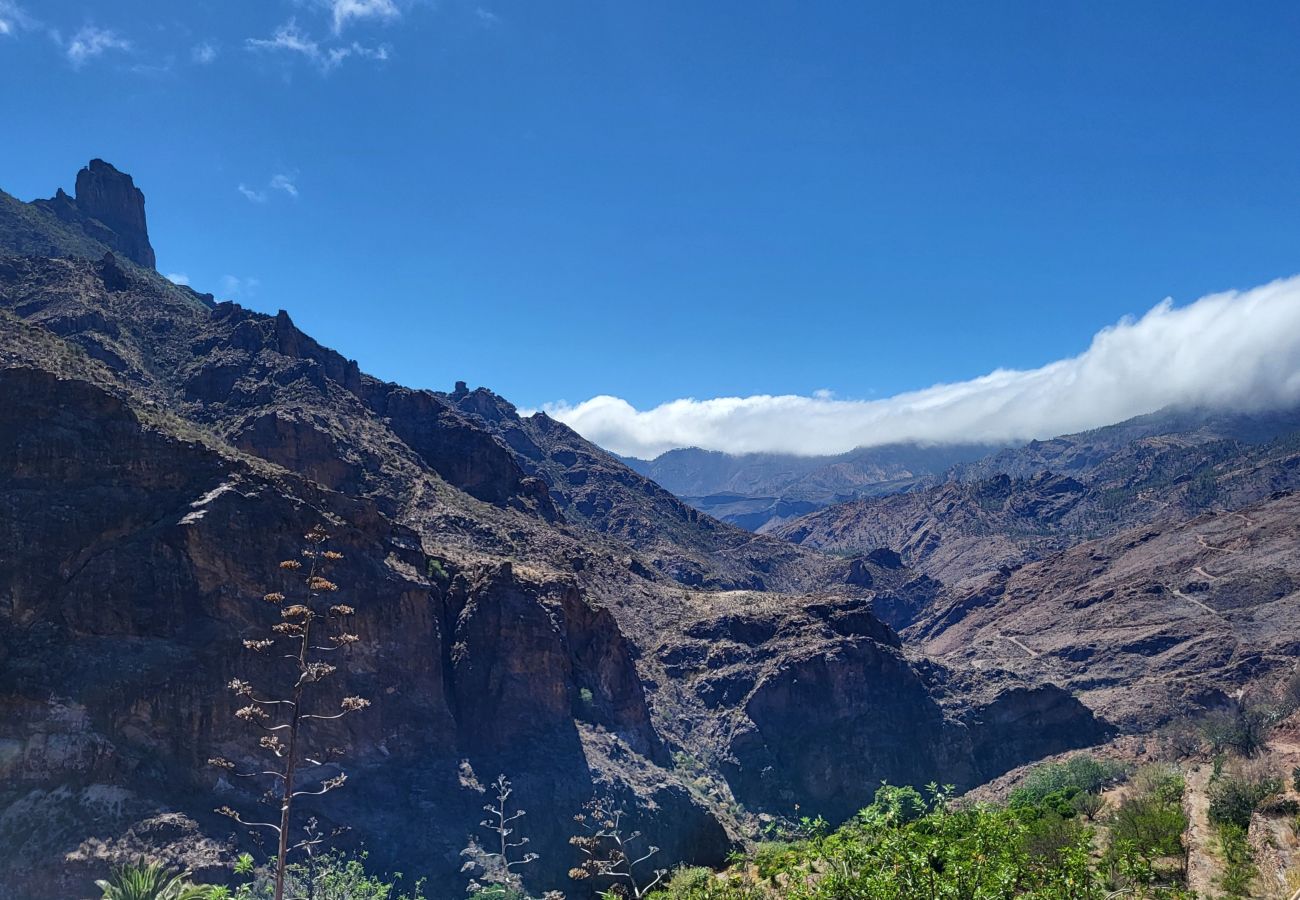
[74, 160, 155, 269]
[34, 160, 156, 269]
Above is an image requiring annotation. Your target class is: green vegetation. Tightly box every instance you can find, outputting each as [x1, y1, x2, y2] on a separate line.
[96, 861, 218, 900]
[1007, 754, 1126, 809]
[1214, 823, 1256, 898]
[1207, 770, 1283, 829]
[645, 780, 1193, 899]
[219, 850, 427, 899]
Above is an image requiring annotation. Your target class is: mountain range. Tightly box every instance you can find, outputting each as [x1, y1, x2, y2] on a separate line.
[2, 162, 1297, 897]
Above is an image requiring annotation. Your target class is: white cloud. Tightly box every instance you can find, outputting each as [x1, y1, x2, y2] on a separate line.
[165, 272, 190, 286]
[475, 7, 501, 26]
[269, 173, 299, 198]
[237, 183, 268, 203]
[544, 275, 1300, 458]
[192, 42, 218, 64]
[219, 275, 260, 301]
[327, 0, 400, 35]
[246, 19, 389, 72]
[66, 25, 130, 67]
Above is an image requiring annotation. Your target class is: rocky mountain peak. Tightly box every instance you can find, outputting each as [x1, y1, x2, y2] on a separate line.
[33, 159, 156, 269]
[74, 159, 155, 269]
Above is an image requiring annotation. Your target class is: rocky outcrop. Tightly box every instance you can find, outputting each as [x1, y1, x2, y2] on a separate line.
[35, 160, 156, 268]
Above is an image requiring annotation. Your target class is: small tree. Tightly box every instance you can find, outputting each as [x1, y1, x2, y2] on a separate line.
[209, 524, 370, 900]
[462, 775, 539, 896]
[568, 796, 664, 899]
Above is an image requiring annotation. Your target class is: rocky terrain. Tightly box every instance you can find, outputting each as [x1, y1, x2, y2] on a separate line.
[775, 410, 1300, 590]
[0, 164, 1107, 897]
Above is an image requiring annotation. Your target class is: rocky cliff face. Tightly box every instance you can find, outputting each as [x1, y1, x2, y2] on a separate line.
[34, 159, 156, 269]
[0, 164, 1112, 897]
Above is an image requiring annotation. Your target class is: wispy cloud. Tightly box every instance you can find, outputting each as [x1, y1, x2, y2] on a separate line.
[474, 7, 501, 27]
[239, 172, 301, 203]
[66, 25, 130, 67]
[269, 173, 299, 198]
[545, 275, 1300, 458]
[165, 272, 190, 286]
[237, 183, 268, 203]
[327, 0, 400, 35]
[220, 275, 260, 301]
[191, 41, 218, 64]
[246, 18, 389, 73]
[0, 1, 37, 36]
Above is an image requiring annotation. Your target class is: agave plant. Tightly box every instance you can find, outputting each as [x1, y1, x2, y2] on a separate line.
[95, 860, 216, 900]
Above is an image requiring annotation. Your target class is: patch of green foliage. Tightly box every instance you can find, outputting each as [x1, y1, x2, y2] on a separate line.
[96, 861, 218, 900]
[1215, 823, 1256, 897]
[1007, 754, 1126, 809]
[650, 782, 1193, 899]
[221, 851, 427, 900]
[1207, 772, 1284, 829]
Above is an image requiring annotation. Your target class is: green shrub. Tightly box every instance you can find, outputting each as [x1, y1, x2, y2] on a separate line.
[652, 867, 715, 898]
[1133, 763, 1186, 804]
[1008, 755, 1125, 808]
[1216, 823, 1256, 897]
[854, 783, 926, 827]
[227, 851, 426, 900]
[1208, 773, 1284, 828]
[1070, 791, 1105, 821]
[1109, 795, 1188, 861]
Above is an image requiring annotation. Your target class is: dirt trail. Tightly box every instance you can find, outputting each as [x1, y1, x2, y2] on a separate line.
[1197, 533, 1242, 554]
[1183, 764, 1218, 898]
[1192, 565, 1221, 581]
[1170, 587, 1221, 617]
[996, 632, 1038, 658]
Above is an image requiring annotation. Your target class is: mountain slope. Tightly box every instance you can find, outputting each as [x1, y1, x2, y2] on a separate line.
[0, 163, 1103, 897]
[776, 410, 1300, 590]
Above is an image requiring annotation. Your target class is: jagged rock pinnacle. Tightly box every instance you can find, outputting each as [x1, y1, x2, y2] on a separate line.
[74, 160, 156, 269]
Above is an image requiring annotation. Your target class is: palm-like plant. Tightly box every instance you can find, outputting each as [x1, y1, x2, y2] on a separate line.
[95, 860, 216, 900]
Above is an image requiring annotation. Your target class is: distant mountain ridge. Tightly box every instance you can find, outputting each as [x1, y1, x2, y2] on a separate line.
[622, 442, 998, 529]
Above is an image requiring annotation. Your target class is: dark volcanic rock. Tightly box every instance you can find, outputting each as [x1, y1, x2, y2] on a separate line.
[35, 160, 156, 269]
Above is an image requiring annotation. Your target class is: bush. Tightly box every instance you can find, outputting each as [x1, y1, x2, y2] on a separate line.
[1070, 791, 1105, 821]
[652, 867, 715, 899]
[227, 851, 426, 900]
[1109, 795, 1188, 861]
[1216, 823, 1256, 897]
[1020, 811, 1086, 866]
[1208, 773, 1284, 828]
[1009, 754, 1125, 808]
[1133, 763, 1186, 804]
[854, 783, 926, 827]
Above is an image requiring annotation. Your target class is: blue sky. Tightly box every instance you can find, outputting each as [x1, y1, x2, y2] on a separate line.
[2, 2, 1299, 455]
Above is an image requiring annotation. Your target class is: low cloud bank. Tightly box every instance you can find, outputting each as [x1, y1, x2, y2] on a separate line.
[544, 275, 1300, 459]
